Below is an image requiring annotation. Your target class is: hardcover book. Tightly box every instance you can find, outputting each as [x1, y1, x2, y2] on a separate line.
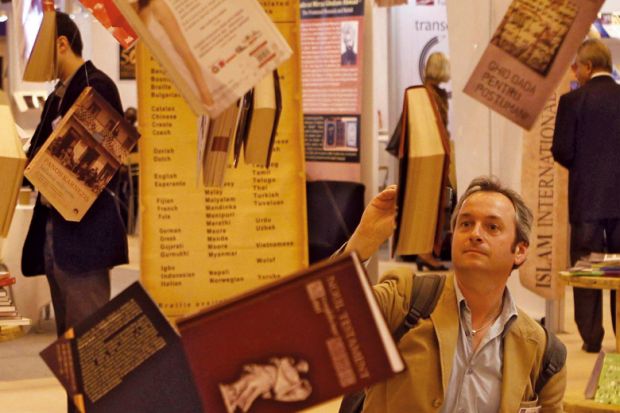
[201, 101, 242, 187]
[22, 0, 56, 82]
[393, 85, 449, 257]
[0, 91, 27, 237]
[24, 86, 140, 222]
[40, 282, 203, 413]
[243, 70, 283, 167]
[585, 351, 620, 404]
[176, 252, 404, 413]
[111, 0, 291, 117]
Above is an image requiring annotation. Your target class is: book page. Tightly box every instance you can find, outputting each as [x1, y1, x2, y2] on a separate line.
[113, 0, 292, 117]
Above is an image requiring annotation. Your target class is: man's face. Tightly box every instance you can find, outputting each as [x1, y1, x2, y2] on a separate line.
[571, 60, 592, 86]
[343, 28, 354, 50]
[451, 191, 527, 278]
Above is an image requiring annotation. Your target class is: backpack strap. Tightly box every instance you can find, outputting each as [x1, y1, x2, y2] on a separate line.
[393, 273, 446, 342]
[535, 326, 566, 394]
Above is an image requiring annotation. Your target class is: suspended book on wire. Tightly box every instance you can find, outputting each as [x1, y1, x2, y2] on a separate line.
[0, 91, 27, 237]
[111, 0, 291, 117]
[393, 85, 449, 257]
[24, 87, 140, 222]
[22, 0, 57, 82]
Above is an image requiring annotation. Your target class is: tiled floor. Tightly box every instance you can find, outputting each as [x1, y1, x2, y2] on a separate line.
[0, 264, 616, 412]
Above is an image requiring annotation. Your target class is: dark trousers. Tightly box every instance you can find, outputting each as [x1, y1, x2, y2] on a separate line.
[570, 219, 619, 351]
[44, 219, 111, 412]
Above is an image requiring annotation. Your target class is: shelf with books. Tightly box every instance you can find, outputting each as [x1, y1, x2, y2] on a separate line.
[0, 262, 32, 340]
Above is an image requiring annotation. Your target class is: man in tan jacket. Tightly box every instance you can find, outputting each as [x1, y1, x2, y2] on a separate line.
[344, 176, 566, 412]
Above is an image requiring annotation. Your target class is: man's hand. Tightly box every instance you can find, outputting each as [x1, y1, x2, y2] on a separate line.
[345, 185, 397, 261]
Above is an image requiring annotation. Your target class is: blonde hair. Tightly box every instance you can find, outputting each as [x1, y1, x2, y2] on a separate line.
[577, 39, 613, 73]
[424, 52, 450, 84]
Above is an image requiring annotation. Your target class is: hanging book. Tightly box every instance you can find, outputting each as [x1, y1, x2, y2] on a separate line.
[22, 0, 57, 82]
[243, 70, 282, 167]
[111, 0, 292, 117]
[393, 85, 449, 257]
[24, 87, 140, 222]
[202, 101, 242, 187]
[176, 252, 405, 413]
[40, 282, 203, 413]
[0, 91, 27, 237]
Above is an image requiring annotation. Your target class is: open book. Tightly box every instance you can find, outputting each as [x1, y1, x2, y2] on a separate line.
[0, 91, 27, 237]
[24, 87, 140, 222]
[111, 0, 292, 117]
[176, 252, 404, 413]
[22, 0, 56, 82]
[40, 282, 203, 413]
[393, 85, 449, 257]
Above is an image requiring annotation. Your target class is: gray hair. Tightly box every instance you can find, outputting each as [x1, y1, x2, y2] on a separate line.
[450, 176, 533, 248]
[577, 39, 613, 73]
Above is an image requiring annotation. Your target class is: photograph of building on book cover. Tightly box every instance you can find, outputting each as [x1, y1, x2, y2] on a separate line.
[490, 0, 578, 76]
[218, 356, 312, 413]
[46, 90, 138, 194]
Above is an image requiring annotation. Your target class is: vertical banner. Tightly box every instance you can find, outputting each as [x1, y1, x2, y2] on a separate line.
[519, 71, 571, 300]
[300, 0, 364, 182]
[138, 2, 307, 318]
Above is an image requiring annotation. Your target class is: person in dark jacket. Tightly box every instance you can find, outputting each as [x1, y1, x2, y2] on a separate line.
[22, 12, 128, 342]
[552, 38, 620, 353]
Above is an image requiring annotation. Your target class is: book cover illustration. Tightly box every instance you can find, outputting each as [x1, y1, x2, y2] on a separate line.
[40, 282, 203, 413]
[112, 0, 292, 117]
[79, 0, 138, 49]
[176, 253, 404, 413]
[24, 86, 140, 222]
[491, 0, 578, 76]
[464, 0, 604, 129]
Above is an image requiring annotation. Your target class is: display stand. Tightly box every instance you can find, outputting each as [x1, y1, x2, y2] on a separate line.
[564, 393, 620, 413]
[559, 272, 620, 353]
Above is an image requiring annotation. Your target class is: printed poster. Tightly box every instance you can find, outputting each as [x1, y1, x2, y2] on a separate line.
[464, 0, 604, 130]
[519, 71, 571, 300]
[300, 0, 364, 182]
[138, 2, 307, 318]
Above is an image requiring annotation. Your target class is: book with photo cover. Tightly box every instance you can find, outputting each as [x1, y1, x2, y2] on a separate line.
[22, 0, 57, 82]
[39, 282, 203, 413]
[24, 86, 140, 222]
[393, 85, 449, 257]
[0, 91, 27, 237]
[243, 70, 283, 167]
[176, 252, 405, 413]
[111, 0, 291, 117]
[463, 0, 604, 129]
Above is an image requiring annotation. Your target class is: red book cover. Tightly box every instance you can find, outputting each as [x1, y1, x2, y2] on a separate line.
[78, 0, 138, 49]
[176, 252, 404, 413]
[0, 277, 16, 287]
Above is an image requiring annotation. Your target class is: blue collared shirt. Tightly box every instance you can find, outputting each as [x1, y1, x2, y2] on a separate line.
[439, 281, 518, 413]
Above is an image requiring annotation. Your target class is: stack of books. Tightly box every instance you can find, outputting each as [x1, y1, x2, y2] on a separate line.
[0, 270, 30, 328]
[566, 253, 620, 276]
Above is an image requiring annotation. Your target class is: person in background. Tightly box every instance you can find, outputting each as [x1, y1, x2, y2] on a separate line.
[552, 38, 620, 353]
[21, 13, 128, 412]
[343, 176, 566, 412]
